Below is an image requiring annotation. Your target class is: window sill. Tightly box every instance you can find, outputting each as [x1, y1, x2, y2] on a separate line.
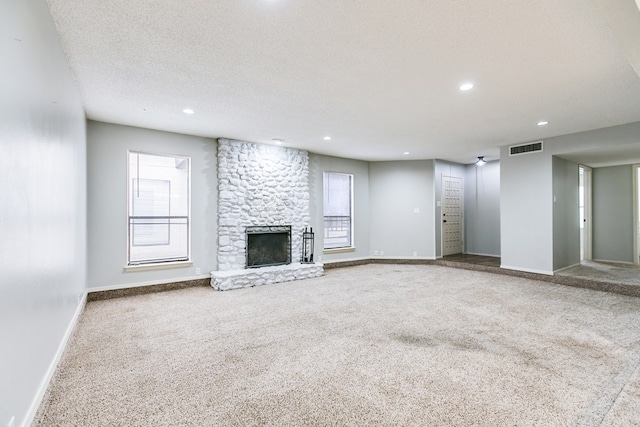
[123, 260, 193, 272]
[323, 247, 356, 254]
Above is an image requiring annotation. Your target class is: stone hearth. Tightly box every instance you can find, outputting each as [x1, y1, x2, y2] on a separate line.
[211, 263, 323, 291]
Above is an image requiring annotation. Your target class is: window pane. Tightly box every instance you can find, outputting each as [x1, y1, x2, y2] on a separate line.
[128, 152, 190, 265]
[131, 179, 170, 245]
[323, 172, 353, 249]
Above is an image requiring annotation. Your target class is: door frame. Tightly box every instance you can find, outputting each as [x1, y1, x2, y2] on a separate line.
[579, 165, 593, 261]
[633, 164, 640, 265]
[441, 174, 464, 256]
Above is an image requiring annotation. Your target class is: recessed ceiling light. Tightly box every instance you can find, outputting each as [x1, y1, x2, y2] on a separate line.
[459, 83, 474, 91]
[183, 108, 195, 114]
[537, 120, 549, 126]
[403, 151, 410, 155]
[324, 136, 332, 141]
[272, 138, 284, 145]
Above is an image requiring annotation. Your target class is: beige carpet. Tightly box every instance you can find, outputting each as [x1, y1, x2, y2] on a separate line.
[557, 260, 640, 287]
[36, 265, 640, 426]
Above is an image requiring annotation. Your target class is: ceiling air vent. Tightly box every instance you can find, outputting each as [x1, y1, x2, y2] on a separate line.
[509, 141, 543, 156]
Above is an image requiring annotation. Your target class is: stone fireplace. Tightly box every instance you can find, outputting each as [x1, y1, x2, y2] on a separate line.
[211, 139, 323, 291]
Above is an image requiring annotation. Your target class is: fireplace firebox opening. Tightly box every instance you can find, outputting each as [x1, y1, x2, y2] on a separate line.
[245, 225, 292, 268]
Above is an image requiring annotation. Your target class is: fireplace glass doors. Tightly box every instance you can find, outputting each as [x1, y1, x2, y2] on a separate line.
[246, 225, 291, 268]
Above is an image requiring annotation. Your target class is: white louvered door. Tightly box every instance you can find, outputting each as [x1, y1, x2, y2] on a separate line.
[442, 175, 463, 256]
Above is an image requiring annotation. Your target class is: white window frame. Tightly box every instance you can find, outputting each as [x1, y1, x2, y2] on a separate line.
[323, 171, 354, 251]
[127, 151, 191, 266]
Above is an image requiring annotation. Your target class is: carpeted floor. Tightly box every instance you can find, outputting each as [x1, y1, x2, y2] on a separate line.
[36, 264, 640, 426]
[557, 260, 640, 287]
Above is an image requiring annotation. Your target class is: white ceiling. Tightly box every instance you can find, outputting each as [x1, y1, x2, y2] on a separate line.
[560, 143, 640, 168]
[45, 0, 640, 164]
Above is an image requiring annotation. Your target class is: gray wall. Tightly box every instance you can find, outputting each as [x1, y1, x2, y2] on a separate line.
[552, 157, 580, 271]
[464, 161, 501, 257]
[435, 161, 467, 257]
[500, 147, 553, 273]
[309, 154, 370, 263]
[593, 165, 634, 263]
[87, 121, 217, 289]
[369, 160, 436, 259]
[0, 1, 87, 426]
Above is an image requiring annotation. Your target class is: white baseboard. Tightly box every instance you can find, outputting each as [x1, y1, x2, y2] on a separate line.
[89, 274, 212, 293]
[23, 291, 87, 427]
[322, 255, 438, 265]
[321, 256, 370, 265]
[592, 259, 636, 265]
[500, 265, 554, 276]
[464, 251, 500, 257]
[554, 263, 581, 274]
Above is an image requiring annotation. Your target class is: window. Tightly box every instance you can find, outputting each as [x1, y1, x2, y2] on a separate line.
[323, 172, 353, 249]
[128, 152, 190, 265]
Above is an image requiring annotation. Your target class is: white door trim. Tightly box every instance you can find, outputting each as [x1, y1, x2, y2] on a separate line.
[633, 164, 640, 265]
[580, 165, 593, 261]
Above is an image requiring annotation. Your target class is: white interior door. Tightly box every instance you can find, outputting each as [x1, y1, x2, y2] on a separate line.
[442, 175, 463, 256]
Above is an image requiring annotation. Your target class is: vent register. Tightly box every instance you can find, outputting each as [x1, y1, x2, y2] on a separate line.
[510, 141, 543, 156]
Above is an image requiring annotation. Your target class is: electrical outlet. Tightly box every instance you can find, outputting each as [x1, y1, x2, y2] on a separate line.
[195, 267, 201, 275]
[413, 251, 418, 257]
[374, 250, 379, 256]
[413, 207, 420, 214]
[380, 250, 384, 256]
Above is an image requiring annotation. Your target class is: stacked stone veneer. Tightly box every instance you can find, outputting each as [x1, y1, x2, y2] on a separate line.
[217, 139, 312, 271]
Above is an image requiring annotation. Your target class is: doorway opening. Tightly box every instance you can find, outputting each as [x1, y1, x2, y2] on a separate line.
[579, 165, 592, 261]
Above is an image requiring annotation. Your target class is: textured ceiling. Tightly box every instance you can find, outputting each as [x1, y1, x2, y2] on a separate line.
[45, 0, 640, 164]
[560, 143, 640, 168]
